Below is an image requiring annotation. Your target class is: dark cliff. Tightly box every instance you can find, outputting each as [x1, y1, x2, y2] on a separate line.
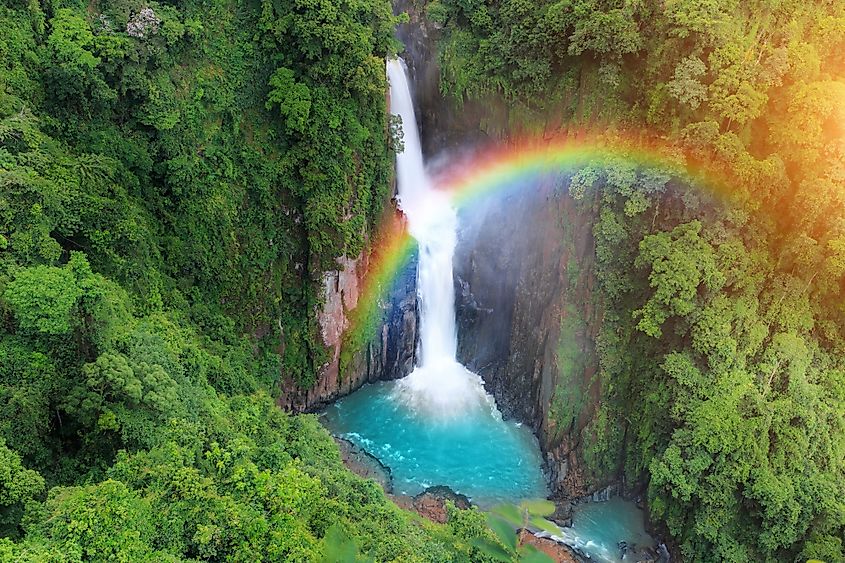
[454, 177, 605, 497]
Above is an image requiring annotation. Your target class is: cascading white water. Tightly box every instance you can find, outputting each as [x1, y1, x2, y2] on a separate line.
[387, 58, 457, 363]
[386, 58, 491, 415]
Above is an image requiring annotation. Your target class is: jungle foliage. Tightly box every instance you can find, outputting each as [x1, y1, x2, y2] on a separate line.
[1, 0, 401, 392]
[433, 0, 845, 561]
[2, 0, 844, 558]
[0, 0, 529, 558]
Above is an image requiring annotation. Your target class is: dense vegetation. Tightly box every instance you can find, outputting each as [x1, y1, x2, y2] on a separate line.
[432, 0, 845, 561]
[0, 0, 523, 559]
[2, 0, 400, 391]
[3, 0, 843, 558]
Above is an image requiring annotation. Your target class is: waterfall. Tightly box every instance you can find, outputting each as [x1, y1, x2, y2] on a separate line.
[387, 58, 458, 364]
[386, 58, 492, 416]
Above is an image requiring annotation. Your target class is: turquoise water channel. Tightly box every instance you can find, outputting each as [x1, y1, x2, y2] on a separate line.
[321, 380, 549, 507]
[560, 497, 658, 562]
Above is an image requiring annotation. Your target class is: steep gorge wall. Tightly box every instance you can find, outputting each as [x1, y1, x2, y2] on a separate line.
[454, 180, 605, 497]
[284, 2, 613, 499]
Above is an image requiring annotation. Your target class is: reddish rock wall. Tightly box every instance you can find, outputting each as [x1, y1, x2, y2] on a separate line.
[279, 206, 418, 412]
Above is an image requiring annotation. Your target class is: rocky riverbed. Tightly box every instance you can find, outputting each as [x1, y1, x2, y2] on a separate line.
[334, 437, 584, 562]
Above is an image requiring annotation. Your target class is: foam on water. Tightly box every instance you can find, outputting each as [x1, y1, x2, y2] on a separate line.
[391, 359, 494, 417]
[548, 497, 658, 562]
[322, 381, 549, 506]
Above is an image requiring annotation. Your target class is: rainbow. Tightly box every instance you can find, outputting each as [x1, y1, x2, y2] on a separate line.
[340, 203, 418, 371]
[340, 133, 744, 359]
[434, 133, 745, 209]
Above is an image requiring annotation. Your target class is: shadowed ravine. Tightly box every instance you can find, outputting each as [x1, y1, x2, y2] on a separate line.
[322, 59, 660, 562]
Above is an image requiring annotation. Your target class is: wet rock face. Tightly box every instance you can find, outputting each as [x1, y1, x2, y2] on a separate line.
[279, 207, 418, 412]
[519, 531, 581, 563]
[383, 249, 419, 380]
[550, 499, 574, 528]
[454, 177, 604, 497]
[454, 179, 558, 427]
[336, 237, 419, 389]
[335, 437, 393, 493]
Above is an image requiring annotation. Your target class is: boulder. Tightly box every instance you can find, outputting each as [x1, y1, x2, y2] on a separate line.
[392, 485, 473, 523]
[519, 530, 581, 563]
